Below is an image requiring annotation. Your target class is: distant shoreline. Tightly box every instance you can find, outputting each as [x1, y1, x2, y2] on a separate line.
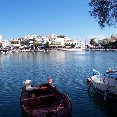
[0, 48, 117, 54]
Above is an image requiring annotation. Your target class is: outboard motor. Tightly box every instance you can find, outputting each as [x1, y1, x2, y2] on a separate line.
[23, 80, 32, 90]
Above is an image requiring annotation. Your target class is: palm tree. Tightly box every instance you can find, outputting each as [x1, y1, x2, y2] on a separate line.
[90, 38, 96, 48]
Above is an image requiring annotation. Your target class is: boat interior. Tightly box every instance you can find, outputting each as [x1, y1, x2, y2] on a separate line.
[23, 86, 62, 109]
[28, 87, 52, 97]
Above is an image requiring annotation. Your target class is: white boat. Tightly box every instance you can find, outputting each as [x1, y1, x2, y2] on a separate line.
[86, 69, 117, 100]
[61, 48, 84, 51]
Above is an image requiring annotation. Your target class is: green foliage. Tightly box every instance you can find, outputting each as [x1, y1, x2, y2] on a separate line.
[65, 43, 70, 46]
[102, 39, 110, 45]
[108, 41, 117, 49]
[0, 44, 2, 48]
[44, 42, 50, 49]
[70, 43, 75, 48]
[90, 38, 96, 47]
[65, 43, 75, 48]
[99, 39, 117, 49]
[57, 35, 65, 38]
[89, 0, 117, 28]
[33, 42, 40, 48]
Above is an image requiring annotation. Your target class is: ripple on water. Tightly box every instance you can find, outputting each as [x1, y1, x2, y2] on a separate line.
[0, 51, 117, 117]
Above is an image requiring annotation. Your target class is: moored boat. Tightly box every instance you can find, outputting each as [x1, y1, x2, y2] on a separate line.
[86, 69, 117, 100]
[20, 79, 72, 117]
[60, 48, 84, 51]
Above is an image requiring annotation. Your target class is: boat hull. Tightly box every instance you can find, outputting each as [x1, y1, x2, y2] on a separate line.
[20, 83, 72, 117]
[60, 48, 84, 51]
[87, 76, 117, 99]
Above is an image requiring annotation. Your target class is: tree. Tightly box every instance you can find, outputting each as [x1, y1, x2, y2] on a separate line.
[100, 38, 110, 49]
[90, 38, 96, 48]
[103, 38, 110, 45]
[70, 43, 75, 48]
[44, 42, 50, 49]
[89, 0, 117, 28]
[33, 42, 39, 49]
[57, 35, 65, 38]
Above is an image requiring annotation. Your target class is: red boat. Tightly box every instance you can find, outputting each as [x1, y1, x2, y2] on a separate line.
[20, 79, 72, 117]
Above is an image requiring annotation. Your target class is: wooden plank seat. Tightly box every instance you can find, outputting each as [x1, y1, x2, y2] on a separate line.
[23, 94, 59, 109]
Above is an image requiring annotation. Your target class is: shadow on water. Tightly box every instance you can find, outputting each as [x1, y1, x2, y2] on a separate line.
[87, 90, 117, 117]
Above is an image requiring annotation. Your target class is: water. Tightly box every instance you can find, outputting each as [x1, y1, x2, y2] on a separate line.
[0, 51, 117, 117]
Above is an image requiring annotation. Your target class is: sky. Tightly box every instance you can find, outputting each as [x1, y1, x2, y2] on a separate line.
[0, 0, 116, 42]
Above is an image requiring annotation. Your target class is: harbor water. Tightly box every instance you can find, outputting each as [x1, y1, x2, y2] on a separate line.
[0, 51, 117, 117]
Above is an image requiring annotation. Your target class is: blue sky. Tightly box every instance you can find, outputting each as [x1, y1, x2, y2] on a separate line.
[0, 0, 116, 41]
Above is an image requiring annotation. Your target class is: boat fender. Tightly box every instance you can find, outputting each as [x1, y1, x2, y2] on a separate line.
[86, 78, 92, 83]
[86, 78, 92, 91]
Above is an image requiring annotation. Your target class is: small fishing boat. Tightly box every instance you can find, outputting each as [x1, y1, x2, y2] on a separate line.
[86, 69, 117, 100]
[20, 79, 72, 117]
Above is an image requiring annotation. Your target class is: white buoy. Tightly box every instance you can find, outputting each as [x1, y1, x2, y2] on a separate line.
[48, 77, 52, 85]
[23, 80, 32, 90]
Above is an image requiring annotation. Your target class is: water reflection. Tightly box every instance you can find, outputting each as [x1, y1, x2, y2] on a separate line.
[0, 51, 117, 117]
[87, 90, 117, 117]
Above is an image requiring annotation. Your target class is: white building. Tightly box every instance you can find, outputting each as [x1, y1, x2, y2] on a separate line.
[65, 39, 85, 49]
[48, 34, 57, 40]
[10, 39, 21, 48]
[76, 40, 85, 49]
[1, 40, 10, 48]
[24, 35, 42, 46]
[24, 35, 39, 40]
[48, 34, 65, 47]
[41, 36, 49, 44]
[0, 35, 10, 48]
[48, 34, 57, 45]
[55, 38, 65, 47]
